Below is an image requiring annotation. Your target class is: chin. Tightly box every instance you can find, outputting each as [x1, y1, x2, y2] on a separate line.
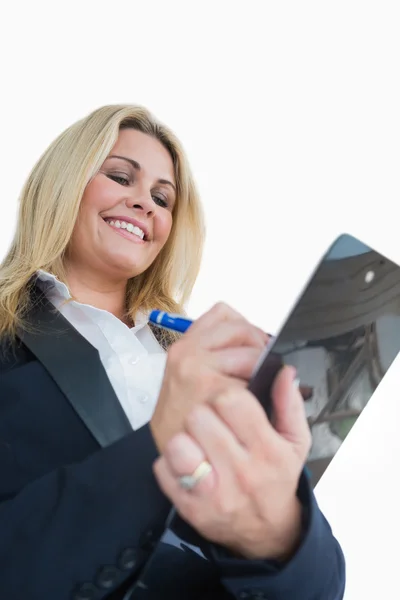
[114, 264, 147, 279]
[104, 256, 150, 279]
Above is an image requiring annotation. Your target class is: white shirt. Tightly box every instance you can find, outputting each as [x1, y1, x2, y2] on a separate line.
[36, 271, 167, 430]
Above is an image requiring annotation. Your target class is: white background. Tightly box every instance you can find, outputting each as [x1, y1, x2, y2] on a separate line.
[2, 2, 400, 597]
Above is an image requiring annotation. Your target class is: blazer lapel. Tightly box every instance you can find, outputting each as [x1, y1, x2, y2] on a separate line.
[19, 286, 132, 448]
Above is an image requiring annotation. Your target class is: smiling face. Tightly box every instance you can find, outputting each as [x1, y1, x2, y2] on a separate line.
[66, 128, 176, 283]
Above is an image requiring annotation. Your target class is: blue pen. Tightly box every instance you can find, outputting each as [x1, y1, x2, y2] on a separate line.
[149, 310, 193, 334]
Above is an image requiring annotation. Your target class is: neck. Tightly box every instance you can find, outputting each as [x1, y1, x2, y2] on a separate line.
[64, 264, 129, 323]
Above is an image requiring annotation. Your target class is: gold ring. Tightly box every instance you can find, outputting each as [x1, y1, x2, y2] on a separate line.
[179, 460, 213, 491]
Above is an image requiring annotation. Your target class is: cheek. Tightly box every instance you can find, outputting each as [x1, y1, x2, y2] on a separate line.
[69, 180, 109, 250]
[156, 212, 173, 245]
[81, 175, 117, 212]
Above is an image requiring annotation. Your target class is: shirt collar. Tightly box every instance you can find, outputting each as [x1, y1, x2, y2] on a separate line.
[35, 270, 150, 328]
[36, 270, 71, 301]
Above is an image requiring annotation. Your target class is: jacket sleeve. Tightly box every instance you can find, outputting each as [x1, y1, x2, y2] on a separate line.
[0, 424, 171, 600]
[209, 471, 346, 600]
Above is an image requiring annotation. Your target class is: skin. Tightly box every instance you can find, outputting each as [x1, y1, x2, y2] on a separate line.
[65, 128, 176, 321]
[65, 129, 311, 561]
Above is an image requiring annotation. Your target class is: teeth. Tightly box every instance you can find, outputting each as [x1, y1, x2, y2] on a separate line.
[105, 219, 145, 240]
[133, 226, 144, 239]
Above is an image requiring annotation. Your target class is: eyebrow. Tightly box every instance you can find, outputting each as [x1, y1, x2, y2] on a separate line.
[108, 154, 177, 193]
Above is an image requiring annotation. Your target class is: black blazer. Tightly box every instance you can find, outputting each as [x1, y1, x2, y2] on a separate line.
[0, 288, 346, 600]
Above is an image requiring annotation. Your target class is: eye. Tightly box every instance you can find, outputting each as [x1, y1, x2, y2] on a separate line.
[152, 194, 169, 208]
[108, 174, 130, 186]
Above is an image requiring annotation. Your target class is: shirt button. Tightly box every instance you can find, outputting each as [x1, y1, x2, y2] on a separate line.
[138, 394, 149, 403]
[130, 357, 140, 365]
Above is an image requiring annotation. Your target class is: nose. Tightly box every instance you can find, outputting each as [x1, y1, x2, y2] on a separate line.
[124, 187, 155, 217]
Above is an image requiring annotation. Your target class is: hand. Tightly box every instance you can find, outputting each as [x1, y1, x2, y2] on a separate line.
[153, 366, 312, 561]
[150, 303, 268, 452]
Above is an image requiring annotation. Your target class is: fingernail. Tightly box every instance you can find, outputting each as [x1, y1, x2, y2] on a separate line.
[293, 377, 300, 389]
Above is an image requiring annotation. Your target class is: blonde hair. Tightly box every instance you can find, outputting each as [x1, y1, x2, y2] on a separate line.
[0, 104, 205, 341]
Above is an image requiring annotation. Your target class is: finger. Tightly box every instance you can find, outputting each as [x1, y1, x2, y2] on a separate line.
[188, 303, 268, 349]
[211, 347, 264, 380]
[153, 448, 214, 515]
[211, 386, 282, 455]
[185, 404, 247, 477]
[199, 320, 268, 352]
[163, 432, 215, 493]
[188, 302, 246, 335]
[153, 455, 200, 515]
[271, 366, 312, 458]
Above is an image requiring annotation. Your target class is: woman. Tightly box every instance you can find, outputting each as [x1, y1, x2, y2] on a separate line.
[0, 105, 345, 599]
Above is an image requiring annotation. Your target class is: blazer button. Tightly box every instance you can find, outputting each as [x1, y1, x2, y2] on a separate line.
[118, 547, 138, 571]
[95, 565, 120, 590]
[72, 582, 97, 600]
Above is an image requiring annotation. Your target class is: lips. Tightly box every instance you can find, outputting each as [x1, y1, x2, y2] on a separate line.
[101, 215, 150, 240]
[104, 218, 145, 240]
[102, 218, 147, 245]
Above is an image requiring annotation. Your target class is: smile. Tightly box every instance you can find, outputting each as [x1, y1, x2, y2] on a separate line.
[103, 219, 147, 243]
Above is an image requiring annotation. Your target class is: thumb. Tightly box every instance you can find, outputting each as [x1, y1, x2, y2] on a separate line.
[271, 365, 311, 458]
